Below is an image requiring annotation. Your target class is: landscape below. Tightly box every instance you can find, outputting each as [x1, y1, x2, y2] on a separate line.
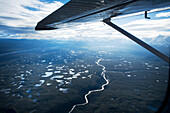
[0, 39, 169, 113]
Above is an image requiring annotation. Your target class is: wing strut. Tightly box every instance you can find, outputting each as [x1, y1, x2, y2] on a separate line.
[103, 18, 169, 63]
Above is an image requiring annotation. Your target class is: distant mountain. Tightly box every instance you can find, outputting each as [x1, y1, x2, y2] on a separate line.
[144, 35, 170, 47]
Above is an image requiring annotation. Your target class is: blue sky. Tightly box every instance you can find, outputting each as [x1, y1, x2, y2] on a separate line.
[0, 0, 170, 44]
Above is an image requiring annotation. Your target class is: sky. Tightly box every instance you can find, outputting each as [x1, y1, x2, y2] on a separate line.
[0, 0, 170, 44]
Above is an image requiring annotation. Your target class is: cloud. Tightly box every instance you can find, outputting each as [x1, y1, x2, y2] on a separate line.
[0, 24, 33, 34]
[113, 17, 170, 40]
[0, 0, 170, 43]
[0, 0, 63, 36]
[155, 11, 170, 17]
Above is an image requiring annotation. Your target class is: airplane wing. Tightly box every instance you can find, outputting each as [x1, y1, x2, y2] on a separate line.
[35, 0, 170, 30]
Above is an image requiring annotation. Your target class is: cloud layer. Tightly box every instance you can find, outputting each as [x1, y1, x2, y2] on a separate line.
[0, 0, 63, 37]
[0, 0, 170, 44]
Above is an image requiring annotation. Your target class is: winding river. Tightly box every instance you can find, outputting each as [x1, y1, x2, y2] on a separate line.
[69, 58, 109, 113]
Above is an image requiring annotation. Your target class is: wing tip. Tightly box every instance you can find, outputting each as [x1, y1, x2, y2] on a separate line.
[35, 23, 58, 31]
